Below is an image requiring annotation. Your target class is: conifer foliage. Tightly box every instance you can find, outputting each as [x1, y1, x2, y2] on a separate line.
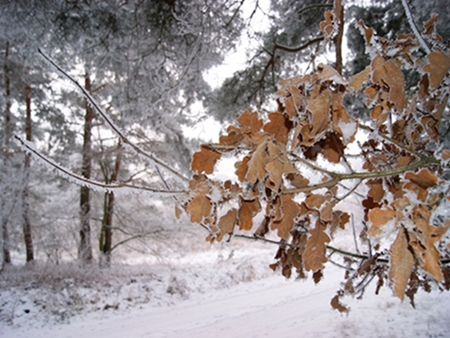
[179, 4, 450, 311]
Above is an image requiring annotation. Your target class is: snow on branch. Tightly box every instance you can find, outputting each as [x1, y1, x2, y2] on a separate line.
[14, 135, 187, 196]
[401, 0, 431, 53]
[37, 49, 189, 183]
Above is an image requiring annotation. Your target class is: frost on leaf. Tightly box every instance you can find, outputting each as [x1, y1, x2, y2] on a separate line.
[191, 145, 221, 174]
[390, 229, 414, 300]
[404, 168, 438, 201]
[320, 10, 334, 36]
[246, 140, 268, 183]
[304, 220, 330, 272]
[265, 141, 297, 191]
[371, 56, 406, 111]
[423, 51, 450, 89]
[270, 194, 301, 240]
[349, 66, 371, 91]
[367, 207, 396, 237]
[186, 175, 212, 224]
[263, 112, 292, 144]
[307, 92, 330, 139]
[216, 208, 237, 242]
[238, 196, 261, 231]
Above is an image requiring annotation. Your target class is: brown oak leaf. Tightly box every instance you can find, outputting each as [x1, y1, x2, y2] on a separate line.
[423, 51, 450, 89]
[367, 207, 396, 237]
[238, 196, 261, 231]
[191, 145, 221, 174]
[263, 112, 292, 144]
[389, 228, 414, 300]
[216, 208, 237, 242]
[303, 220, 330, 272]
[270, 194, 301, 240]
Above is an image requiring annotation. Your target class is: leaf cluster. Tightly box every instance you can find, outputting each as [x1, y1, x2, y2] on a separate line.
[179, 9, 450, 311]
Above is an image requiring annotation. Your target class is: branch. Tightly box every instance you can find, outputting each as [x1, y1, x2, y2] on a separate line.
[400, 0, 431, 53]
[38, 49, 189, 183]
[297, 3, 333, 16]
[15, 135, 187, 195]
[283, 156, 440, 194]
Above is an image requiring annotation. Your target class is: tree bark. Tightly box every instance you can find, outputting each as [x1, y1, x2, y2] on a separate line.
[100, 139, 122, 266]
[334, 0, 344, 75]
[79, 73, 94, 263]
[2, 41, 12, 265]
[22, 82, 34, 262]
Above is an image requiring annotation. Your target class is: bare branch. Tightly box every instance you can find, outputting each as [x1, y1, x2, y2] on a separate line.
[15, 135, 187, 195]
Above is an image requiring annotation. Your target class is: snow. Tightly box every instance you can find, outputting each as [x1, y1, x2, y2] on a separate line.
[1, 237, 450, 338]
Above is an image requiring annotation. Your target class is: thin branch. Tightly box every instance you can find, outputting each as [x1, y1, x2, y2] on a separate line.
[401, 0, 431, 53]
[38, 49, 189, 183]
[297, 3, 333, 16]
[15, 135, 187, 195]
[283, 156, 440, 194]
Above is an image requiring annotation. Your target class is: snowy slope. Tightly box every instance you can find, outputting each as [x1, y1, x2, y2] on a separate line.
[1, 242, 449, 338]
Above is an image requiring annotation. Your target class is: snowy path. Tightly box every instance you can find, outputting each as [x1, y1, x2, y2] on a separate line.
[3, 265, 450, 338]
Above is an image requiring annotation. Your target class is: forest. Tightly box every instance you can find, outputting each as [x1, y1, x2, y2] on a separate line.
[1, 0, 450, 335]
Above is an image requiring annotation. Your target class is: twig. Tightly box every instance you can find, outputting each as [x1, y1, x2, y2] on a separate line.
[283, 155, 440, 194]
[15, 135, 187, 195]
[401, 0, 431, 53]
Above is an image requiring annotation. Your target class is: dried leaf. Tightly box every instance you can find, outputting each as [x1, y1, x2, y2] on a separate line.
[367, 207, 396, 236]
[304, 220, 330, 272]
[331, 294, 349, 313]
[367, 179, 385, 203]
[235, 156, 250, 182]
[390, 229, 414, 300]
[442, 149, 450, 161]
[238, 197, 261, 231]
[423, 14, 439, 36]
[406, 167, 438, 187]
[191, 145, 221, 174]
[265, 141, 297, 191]
[237, 110, 263, 134]
[270, 194, 301, 240]
[263, 112, 292, 144]
[284, 86, 303, 119]
[371, 56, 406, 111]
[307, 93, 330, 138]
[219, 126, 242, 146]
[286, 173, 310, 189]
[320, 11, 334, 36]
[423, 51, 450, 89]
[246, 141, 267, 183]
[186, 193, 212, 224]
[357, 20, 374, 44]
[216, 208, 237, 242]
[305, 193, 329, 209]
[318, 64, 346, 85]
[322, 132, 344, 163]
[349, 66, 371, 91]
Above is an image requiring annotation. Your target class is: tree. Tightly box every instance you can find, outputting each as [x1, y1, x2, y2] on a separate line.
[1, 0, 246, 263]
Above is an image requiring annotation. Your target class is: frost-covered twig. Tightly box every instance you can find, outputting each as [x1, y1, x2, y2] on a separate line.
[15, 136, 187, 196]
[37, 49, 189, 183]
[401, 0, 431, 53]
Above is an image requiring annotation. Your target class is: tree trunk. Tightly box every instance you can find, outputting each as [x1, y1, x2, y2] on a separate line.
[334, 0, 344, 75]
[79, 73, 94, 263]
[22, 82, 34, 262]
[2, 41, 12, 265]
[100, 139, 122, 266]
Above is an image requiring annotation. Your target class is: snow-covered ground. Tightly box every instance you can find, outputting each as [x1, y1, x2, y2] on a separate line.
[1, 237, 449, 338]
